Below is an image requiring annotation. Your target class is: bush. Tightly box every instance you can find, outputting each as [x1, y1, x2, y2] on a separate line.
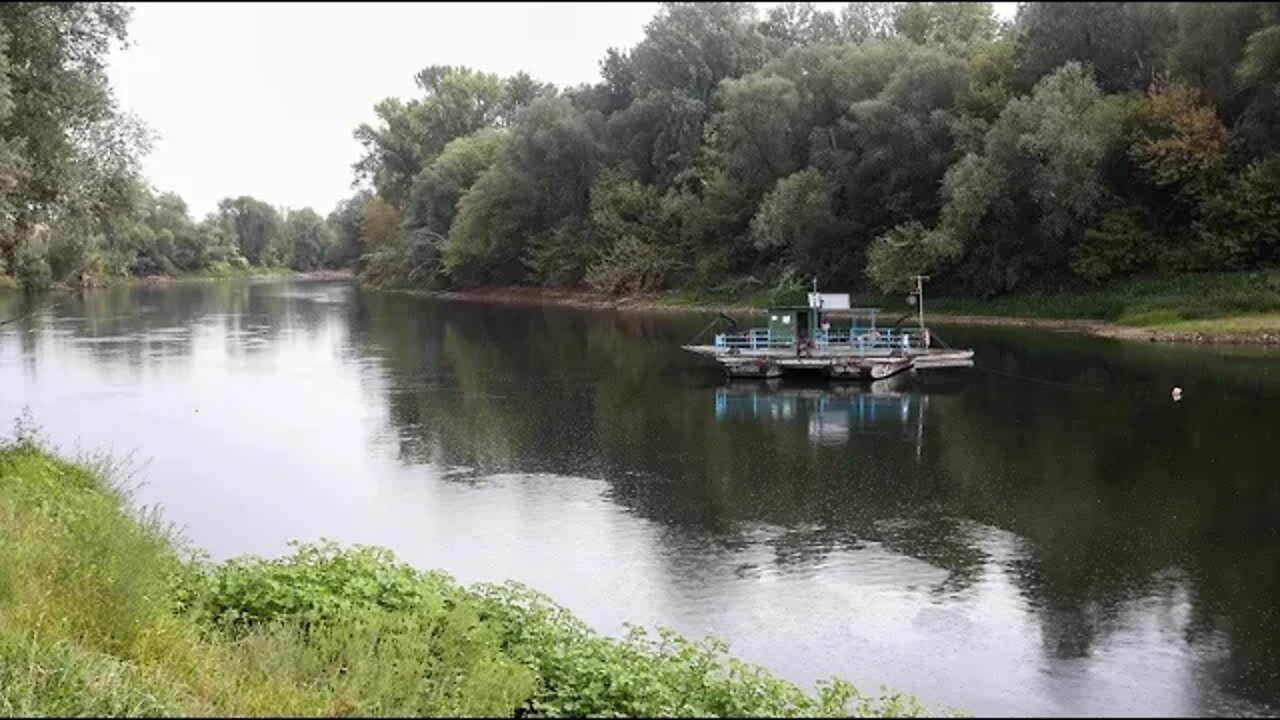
[585, 236, 684, 295]
[0, 437, 935, 718]
[523, 216, 600, 287]
[865, 222, 962, 294]
[1071, 205, 1160, 282]
[13, 246, 52, 292]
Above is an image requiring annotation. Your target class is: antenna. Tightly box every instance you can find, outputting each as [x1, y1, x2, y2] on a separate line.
[913, 275, 929, 334]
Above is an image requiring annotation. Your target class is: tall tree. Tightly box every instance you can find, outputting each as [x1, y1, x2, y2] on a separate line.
[217, 196, 283, 266]
[445, 97, 603, 284]
[0, 2, 149, 274]
[353, 66, 547, 210]
[1012, 3, 1175, 94]
[282, 208, 335, 271]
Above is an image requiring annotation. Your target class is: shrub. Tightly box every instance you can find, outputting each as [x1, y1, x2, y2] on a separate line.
[1, 436, 934, 718]
[585, 236, 683, 295]
[866, 222, 962, 294]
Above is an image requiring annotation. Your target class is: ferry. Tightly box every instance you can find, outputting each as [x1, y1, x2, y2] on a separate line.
[682, 279, 974, 381]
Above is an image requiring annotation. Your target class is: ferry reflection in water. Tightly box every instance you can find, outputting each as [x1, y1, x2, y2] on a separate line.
[712, 376, 932, 453]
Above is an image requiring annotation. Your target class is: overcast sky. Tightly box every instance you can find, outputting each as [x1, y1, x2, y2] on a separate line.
[107, 2, 1018, 219]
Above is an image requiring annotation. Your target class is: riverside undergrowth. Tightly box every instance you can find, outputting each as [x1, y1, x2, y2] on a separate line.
[0, 426, 938, 717]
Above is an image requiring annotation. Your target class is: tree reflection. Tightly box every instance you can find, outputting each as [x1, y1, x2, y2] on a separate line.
[349, 293, 1280, 712]
[933, 328, 1280, 707]
[349, 295, 987, 590]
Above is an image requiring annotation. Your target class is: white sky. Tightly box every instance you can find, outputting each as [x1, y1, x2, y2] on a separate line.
[107, 2, 1018, 219]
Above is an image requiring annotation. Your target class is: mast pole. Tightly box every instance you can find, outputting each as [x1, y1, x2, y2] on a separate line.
[915, 275, 929, 337]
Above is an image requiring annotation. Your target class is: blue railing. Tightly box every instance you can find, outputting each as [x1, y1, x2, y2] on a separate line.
[714, 328, 926, 354]
[713, 329, 792, 350]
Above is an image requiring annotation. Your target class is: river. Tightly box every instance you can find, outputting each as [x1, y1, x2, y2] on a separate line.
[1, 278, 1278, 717]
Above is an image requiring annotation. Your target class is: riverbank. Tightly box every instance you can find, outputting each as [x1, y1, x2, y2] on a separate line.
[384, 272, 1280, 345]
[132, 267, 355, 285]
[0, 433, 930, 717]
[0, 267, 355, 295]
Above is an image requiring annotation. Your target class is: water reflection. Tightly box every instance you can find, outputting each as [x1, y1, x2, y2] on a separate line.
[1, 280, 1279, 717]
[713, 378, 925, 450]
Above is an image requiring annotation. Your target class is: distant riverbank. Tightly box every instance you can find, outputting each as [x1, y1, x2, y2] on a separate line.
[131, 267, 355, 285]
[376, 281, 1280, 346]
[0, 267, 354, 295]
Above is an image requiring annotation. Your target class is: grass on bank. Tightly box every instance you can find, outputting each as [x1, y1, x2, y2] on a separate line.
[658, 271, 1280, 330]
[0, 428, 934, 718]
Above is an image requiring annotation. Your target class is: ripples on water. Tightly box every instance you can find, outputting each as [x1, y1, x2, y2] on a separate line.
[1, 279, 1278, 717]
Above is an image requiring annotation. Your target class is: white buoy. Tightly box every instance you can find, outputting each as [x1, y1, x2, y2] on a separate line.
[1172, 386, 1183, 402]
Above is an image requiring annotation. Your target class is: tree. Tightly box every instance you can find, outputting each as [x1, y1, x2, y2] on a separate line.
[0, 2, 150, 273]
[608, 89, 707, 187]
[339, 2, 1280, 297]
[758, 2, 842, 52]
[445, 97, 602, 284]
[749, 167, 839, 278]
[1012, 3, 1176, 94]
[217, 196, 283, 266]
[865, 221, 962, 293]
[1167, 2, 1270, 110]
[353, 66, 544, 210]
[326, 191, 372, 269]
[351, 99, 422, 209]
[598, 48, 637, 115]
[710, 74, 805, 192]
[405, 129, 506, 237]
[282, 208, 335, 271]
[361, 197, 402, 257]
[894, 2, 998, 49]
[1129, 79, 1228, 200]
[933, 63, 1125, 292]
[630, 2, 769, 102]
[1195, 155, 1280, 268]
[836, 2, 899, 42]
[958, 38, 1016, 122]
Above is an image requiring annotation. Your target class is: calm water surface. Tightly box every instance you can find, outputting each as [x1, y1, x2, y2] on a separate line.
[1, 279, 1279, 717]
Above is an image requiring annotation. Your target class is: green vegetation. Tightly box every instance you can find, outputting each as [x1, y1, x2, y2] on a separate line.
[6, 1, 1280, 322]
[655, 270, 1280, 331]
[0, 4, 351, 292]
[917, 271, 1280, 326]
[0, 427, 931, 717]
[337, 1, 1280, 312]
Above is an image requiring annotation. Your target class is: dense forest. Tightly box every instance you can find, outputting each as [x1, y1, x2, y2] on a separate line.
[347, 1, 1280, 298]
[5, 2, 1280, 299]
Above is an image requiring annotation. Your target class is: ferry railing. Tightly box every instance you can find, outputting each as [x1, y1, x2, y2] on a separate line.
[713, 329, 791, 350]
[715, 328, 929, 354]
[818, 329, 926, 354]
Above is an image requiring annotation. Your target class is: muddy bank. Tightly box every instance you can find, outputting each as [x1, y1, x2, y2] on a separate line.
[382, 285, 1280, 346]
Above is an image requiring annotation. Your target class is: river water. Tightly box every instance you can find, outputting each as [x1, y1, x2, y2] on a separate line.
[1, 279, 1278, 717]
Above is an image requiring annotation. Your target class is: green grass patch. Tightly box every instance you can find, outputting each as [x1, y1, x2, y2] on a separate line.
[0, 425, 936, 717]
[660, 271, 1280, 330]
[1125, 313, 1280, 333]
[903, 271, 1280, 325]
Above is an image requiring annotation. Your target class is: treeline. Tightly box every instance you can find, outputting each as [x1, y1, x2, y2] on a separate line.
[0, 3, 352, 290]
[7, 3, 1280, 299]
[11, 187, 357, 290]
[343, 1, 1280, 297]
